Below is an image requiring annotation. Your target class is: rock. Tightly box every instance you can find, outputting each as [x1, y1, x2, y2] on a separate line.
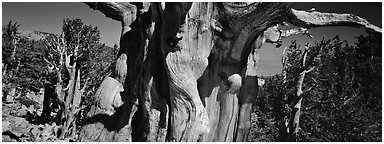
[6, 88, 16, 103]
[14, 117, 25, 125]
[2, 135, 13, 142]
[2, 121, 10, 132]
[18, 105, 29, 116]
[30, 126, 41, 137]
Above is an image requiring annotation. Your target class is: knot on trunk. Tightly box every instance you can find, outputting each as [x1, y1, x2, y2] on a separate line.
[227, 74, 242, 93]
[95, 77, 124, 115]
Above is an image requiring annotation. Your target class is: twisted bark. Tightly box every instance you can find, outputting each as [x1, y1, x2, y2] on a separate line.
[79, 2, 381, 142]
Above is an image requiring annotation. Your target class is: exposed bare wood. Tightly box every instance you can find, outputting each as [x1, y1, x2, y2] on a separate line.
[281, 27, 312, 39]
[301, 66, 315, 75]
[79, 77, 125, 141]
[73, 70, 82, 110]
[215, 74, 241, 141]
[113, 54, 128, 84]
[288, 9, 381, 33]
[64, 52, 73, 72]
[85, 2, 136, 22]
[85, 2, 137, 34]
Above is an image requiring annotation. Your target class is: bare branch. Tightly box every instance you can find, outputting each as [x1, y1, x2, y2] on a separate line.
[43, 56, 56, 71]
[303, 30, 313, 38]
[288, 9, 381, 33]
[301, 43, 310, 67]
[302, 84, 316, 96]
[85, 2, 137, 22]
[76, 52, 84, 61]
[290, 83, 316, 108]
[45, 38, 60, 54]
[281, 46, 288, 68]
[264, 25, 314, 48]
[311, 76, 317, 84]
[343, 94, 358, 106]
[297, 43, 323, 74]
[63, 83, 70, 91]
[300, 66, 315, 75]
[280, 27, 312, 38]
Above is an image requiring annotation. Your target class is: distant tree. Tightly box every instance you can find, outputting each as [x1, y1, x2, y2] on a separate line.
[249, 74, 281, 142]
[11, 37, 47, 91]
[354, 30, 381, 111]
[2, 20, 21, 75]
[252, 34, 381, 142]
[2, 21, 47, 100]
[42, 18, 102, 140]
[298, 35, 381, 142]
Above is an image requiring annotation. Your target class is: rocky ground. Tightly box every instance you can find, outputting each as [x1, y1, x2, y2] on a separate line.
[2, 88, 71, 142]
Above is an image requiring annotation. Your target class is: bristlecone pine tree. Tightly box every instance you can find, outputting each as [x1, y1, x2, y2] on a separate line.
[42, 18, 100, 140]
[78, 2, 381, 142]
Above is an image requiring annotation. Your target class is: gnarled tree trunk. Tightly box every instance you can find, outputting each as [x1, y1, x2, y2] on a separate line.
[79, 2, 381, 142]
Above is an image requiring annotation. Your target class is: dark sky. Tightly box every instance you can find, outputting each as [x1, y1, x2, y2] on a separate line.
[2, 2, 382, 76]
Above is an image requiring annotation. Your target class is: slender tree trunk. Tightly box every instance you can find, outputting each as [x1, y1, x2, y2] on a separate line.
[285, 44, 317, 141]
[8, 39, 18, 78]
[287, 97, 303, 141]
[287, 74, 305, 141]
[277, 47, 289, 141]
[10, 39, 18, 64]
